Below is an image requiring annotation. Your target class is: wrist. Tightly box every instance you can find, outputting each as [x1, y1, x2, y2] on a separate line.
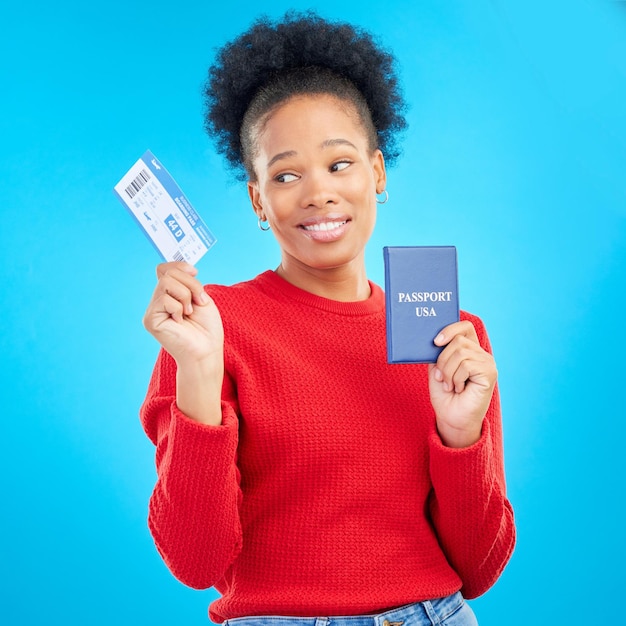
[175, 356, 224, 426]
[437, 422, 482, 449]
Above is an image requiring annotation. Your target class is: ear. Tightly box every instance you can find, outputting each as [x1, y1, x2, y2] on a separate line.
[247, 181, 264, 219]
[372, 149, 387, 194]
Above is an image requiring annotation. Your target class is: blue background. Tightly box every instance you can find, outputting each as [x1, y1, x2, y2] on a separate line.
[1, 1, 625, 624]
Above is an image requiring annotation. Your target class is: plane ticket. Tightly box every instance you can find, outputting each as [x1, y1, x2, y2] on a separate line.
[113, 150, 216, 264]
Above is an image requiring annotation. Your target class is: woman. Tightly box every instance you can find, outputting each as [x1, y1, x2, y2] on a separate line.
[141, 11, 515, 626]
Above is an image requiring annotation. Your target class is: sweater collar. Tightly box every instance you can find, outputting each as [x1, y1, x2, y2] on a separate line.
[253, 270, 385, 316]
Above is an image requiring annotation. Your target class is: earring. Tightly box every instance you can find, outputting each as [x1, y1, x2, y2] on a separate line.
[376, 190, 389, 204]
[258, 216, 270, 231]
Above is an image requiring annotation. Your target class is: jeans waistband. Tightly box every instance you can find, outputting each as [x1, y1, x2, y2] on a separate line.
[223, 591, 471, 626]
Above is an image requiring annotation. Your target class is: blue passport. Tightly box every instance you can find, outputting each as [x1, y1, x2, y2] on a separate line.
[383, 246, 460, 363]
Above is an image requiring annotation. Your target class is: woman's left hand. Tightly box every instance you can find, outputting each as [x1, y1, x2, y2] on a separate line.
[428, 320, 498, 448]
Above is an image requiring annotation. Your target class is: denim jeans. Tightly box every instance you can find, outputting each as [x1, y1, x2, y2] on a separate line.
[223, 592, 478, 626]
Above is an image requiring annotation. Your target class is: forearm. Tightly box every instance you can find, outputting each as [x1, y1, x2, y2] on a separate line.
[141, 349, 242, 589]
[146, 401, 242, 589]
[429, 417, 516, 598]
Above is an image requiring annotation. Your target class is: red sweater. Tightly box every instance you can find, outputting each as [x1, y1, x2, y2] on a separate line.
[141, 271, 515, 622]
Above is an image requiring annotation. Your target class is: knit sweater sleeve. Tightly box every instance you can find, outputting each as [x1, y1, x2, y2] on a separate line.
[427, 314, 516, 598]
[140, 348, 243, 590]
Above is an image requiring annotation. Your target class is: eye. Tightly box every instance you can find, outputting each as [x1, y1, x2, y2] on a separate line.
[275, 172, 299, 183]
[330, 160, 352, 173]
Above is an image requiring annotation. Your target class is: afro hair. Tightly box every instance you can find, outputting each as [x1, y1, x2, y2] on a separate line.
[203, 10, 407, 180]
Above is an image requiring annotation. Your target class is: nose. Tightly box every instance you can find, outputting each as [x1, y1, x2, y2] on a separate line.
[299, 169, 338, 209]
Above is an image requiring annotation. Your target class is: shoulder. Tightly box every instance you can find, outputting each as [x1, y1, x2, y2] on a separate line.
[460, 309, 485, 330]
[205, 272, 269, 303]
[460, 310, 492, 353]
[204, 271, 281, 329]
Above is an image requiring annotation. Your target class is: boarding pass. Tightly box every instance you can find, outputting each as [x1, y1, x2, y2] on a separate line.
[113, 150, 216, 264]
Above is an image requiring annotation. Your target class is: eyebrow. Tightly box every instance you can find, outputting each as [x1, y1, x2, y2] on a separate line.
[266, 138, 358, 169]
[267, 150, 297, 169]
[321, 138, 358, 150]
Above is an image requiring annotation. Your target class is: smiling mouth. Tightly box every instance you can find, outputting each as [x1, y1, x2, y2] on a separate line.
[300, 220, 348, 232]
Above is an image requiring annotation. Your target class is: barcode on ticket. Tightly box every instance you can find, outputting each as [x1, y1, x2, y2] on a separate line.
[124, 169, 151, 199]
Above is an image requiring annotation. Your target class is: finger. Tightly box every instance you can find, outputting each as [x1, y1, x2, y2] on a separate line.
[436, 355, 475, 393]
[435, 334, 475, 376]
[161, 293, 186, 323]
[157, 275, 197, 316]
[453, 354, 496, 393]
[156, 270, 209, 310]
[436, 338, 490, 393]
[450, 352, 495, 393]
[156, 261, 198, 279]
[434, 320, 479, 347]
[430, 363, 444, 383]
[144, 292, 185, 327]
[449, 356, 477, 394]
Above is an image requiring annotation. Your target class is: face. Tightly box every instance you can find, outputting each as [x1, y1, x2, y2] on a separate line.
[248, 94, 386, 282]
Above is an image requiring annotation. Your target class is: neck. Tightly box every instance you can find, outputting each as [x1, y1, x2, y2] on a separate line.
[276, 256, 371, 302]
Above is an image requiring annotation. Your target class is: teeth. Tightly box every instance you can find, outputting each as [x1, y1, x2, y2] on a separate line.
[303, 221, 346, 232]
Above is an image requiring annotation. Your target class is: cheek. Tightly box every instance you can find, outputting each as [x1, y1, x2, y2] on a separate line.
[261, 195, 292, 228]
[356, 182, 377, 215]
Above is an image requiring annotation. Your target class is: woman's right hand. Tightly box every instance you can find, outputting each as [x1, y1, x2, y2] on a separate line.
[143, 261, 224, 366]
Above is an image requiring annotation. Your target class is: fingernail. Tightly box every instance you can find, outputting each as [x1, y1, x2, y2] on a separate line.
[199, 292, 210, 305]
[443, 382, 450, 392]
[434, 333, 445, 345]
[434, 368, 443, 382]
